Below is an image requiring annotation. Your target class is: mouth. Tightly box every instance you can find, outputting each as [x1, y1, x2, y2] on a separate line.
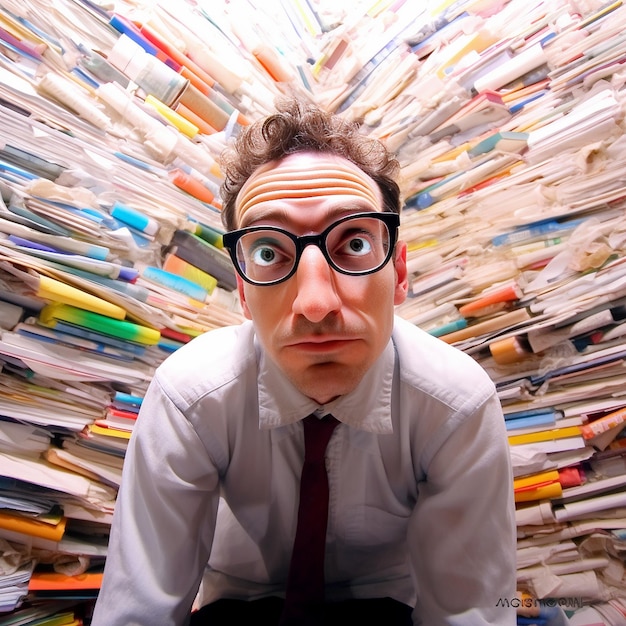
[286, 335, 360, 352]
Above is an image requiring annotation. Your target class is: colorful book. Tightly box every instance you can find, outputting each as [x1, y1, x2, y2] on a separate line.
[162, 252, 218, 294]
[86, 423, 132, 440]
[0, 510, 67, 541]
[508, 425, 582, 445]
[39, 303, 161, 345]
[29, 571, 103, 591]
[581, 405, 626, 440]
[168, 230, 237, 290]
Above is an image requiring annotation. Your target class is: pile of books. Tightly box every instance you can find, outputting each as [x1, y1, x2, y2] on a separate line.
[0, 0, 625, 623]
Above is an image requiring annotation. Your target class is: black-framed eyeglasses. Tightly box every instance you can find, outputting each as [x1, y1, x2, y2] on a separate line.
[223, 211, 400, 286]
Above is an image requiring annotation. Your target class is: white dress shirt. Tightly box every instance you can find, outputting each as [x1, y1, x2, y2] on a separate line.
[92, 316, 517, 625]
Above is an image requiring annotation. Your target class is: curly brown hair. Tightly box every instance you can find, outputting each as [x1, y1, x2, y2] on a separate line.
[219, 98, 401, 230]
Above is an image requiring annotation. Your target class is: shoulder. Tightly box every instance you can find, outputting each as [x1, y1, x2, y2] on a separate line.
[153, 321, 258, 409]
[392, 315, 496, 412]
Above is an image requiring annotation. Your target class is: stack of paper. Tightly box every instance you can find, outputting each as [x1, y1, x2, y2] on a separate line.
[0, 0, 249, 615]
[0, 598, 91, 623]
[364, 1, 626, 621]
[308, 0, 626, 620]
[0, 537, 33, 614]
[0, 0, 625, 622]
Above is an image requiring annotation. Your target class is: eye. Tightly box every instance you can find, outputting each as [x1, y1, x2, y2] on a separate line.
[344, 233, 373, 256]
[326, 217, 390, 272]
[251, 244, 278, 265]
[334, 229, 376, 258]
[245, 235, 293, 268]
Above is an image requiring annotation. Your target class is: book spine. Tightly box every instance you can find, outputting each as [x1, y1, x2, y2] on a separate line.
[162, 253, 218, 293]
[581, 407, 626, 439]
[169, 230, 237, 290]
[0, 513, 67, 541]
[508, 425, 582, 445]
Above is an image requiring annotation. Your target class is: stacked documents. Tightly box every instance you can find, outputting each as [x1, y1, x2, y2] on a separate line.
[363, 1, 626, 622]
[303, 0, 626, 622]
[0, 0, 625, 622]
[0, 0, 251, 615]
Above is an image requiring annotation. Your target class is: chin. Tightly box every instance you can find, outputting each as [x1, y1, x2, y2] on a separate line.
[292, 365, 365, 404]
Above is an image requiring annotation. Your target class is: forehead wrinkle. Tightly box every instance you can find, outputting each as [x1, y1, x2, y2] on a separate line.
[238, 192, 377, 224]
[241, 174, 376, 195]
[239, 152, 375, 198]
[242, 168, 374, 188]
[238, 179, 379, 216]
[244, 165, 370, 181]
[237, 166, 380, 218]
[238, 167, 377, 199]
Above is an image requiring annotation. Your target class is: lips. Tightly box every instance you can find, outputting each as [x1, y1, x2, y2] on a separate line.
[283, 335, 363, 357]
[294, 339, 352, 349]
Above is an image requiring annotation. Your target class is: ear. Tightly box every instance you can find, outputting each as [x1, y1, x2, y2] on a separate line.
[393, 240, 409, 306]
[236, 275, 253, 320]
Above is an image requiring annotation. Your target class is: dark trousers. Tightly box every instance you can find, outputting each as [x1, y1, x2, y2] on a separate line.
[189, 596, 413, 625]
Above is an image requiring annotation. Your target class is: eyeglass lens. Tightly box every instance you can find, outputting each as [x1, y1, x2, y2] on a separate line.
[234, 215, 392, 284]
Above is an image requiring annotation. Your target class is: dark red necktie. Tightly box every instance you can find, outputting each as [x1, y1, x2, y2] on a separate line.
[280, 414, 339, 626]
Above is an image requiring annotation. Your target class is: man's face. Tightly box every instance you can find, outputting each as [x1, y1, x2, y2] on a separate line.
[234, 152, 408, 404]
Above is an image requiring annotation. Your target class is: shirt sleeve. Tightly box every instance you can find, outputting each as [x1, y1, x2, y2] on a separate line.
[91, 373, 221, 626]
[408, 388, 517, 626]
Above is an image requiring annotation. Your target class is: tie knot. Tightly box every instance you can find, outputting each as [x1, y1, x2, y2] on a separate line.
[303, 414, 338, 462]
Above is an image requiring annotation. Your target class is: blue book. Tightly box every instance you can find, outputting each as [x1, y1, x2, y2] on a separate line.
[505, 412, 558, 431]
[504, 407, 557, 420]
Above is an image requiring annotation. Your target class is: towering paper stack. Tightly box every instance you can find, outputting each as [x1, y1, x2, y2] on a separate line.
[0, 0, 625, 623]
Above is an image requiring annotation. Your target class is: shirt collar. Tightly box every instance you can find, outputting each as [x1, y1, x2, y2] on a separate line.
[257, 337, 395, 434]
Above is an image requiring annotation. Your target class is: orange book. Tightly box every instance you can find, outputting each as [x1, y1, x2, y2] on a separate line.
[0, 510, 67, 541]
[514, 481, 562, 503]
[512, 467, 584, 503]
[162, 253, 218, 294]
[581, 405, 626, 439]
[169, 168, 219, 206]
[459, 282, 522, 316]
[29, 570, 103, 591]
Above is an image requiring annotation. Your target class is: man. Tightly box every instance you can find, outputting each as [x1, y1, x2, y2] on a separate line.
[92, 98, 516, 625]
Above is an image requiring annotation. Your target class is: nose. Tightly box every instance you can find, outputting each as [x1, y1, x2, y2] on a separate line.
[291, 244, 342, 322]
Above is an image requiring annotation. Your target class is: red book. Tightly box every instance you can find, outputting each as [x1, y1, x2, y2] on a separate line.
[94, 407, 138, 432]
